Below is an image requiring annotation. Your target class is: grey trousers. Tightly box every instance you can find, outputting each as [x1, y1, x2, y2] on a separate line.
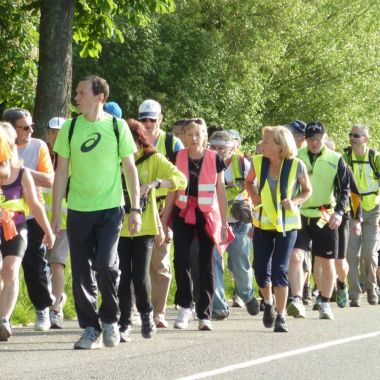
[347, 205, 380, 300]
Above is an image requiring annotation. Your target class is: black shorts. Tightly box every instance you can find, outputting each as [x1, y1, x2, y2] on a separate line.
[337, 213, 349, 259]
[294, 216, 338, 259]
[1, 222, 28, 258]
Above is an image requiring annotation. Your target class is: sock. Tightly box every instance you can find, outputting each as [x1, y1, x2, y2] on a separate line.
[264, 298, 273, 305]
[337, 280, 346, 289]
[321, 296, 330, 303]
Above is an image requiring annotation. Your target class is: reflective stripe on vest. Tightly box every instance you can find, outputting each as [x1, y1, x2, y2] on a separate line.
[350, 148, 380, 211]
[175, 149, 218, 212]
[298, 146, 340, 218]
[252, 155, 301, 232]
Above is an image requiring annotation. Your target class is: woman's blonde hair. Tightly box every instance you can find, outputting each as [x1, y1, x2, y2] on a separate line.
[0, 121, 21, 166]
[262, 126, 298, 159]
[182, 118, 208, 148]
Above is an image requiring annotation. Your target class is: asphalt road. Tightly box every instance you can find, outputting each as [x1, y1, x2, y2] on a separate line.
[1, 300, 380, 380]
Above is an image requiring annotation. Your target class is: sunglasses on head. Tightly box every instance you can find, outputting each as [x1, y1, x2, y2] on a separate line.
[16, 123, 35, 131]
[140, 118, 157, 123]
[349, 133, 363, 139]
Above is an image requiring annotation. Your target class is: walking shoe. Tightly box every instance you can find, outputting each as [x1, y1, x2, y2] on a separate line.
[330, 287, 337, 302]
[141, 312, 156, 339]
[74, 327, 103, 349]
[131, 310, 141, 326]
[367, 290, 379, 305]
[119, 325, 132, 343]
[174, 307, 193, 329]
[198, 319, 213, 331]
[319, 302, 334, 320]
[286, 297, 306, 318]
[50, 293, 67, 329]
[246, 297, 260, 316]
[259, 298, 265, 312]
[154, 315, 169, 328]
[263, 303, 275, 328]
[349, 298, 361, 307]
[232, 293, 245, 308]
[274, 314, 288, 333]
[302, 285, 312, 306]
[336, 286, 349, 308]
[212, 309, 229, 321]
[313, 295, 322, 311]
[35, 308, 51, 331]
[101, 322, 120, 347]
[0, 318, 11, 341]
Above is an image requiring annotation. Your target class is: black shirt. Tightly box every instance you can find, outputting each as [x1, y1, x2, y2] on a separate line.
[173, 150, 226, 197]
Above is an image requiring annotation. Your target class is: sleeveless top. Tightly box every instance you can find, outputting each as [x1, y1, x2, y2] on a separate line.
[1, 168, 26, 225]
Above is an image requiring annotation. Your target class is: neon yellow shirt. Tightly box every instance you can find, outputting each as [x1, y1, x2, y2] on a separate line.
[54, 114, 136, 211]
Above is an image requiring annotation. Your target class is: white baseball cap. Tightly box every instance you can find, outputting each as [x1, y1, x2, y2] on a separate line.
[138, 99, 161, 120]
[47, 117, 66, 130]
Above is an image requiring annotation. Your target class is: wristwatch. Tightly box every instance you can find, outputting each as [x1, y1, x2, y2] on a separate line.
[155, 179, 162, 189]
[130, 208, 142, 214]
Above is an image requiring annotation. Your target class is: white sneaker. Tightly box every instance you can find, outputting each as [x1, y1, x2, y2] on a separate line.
[286, 297, 306, 318]
[101, 321, 120, 347]
[198, 319, 213, 331]
[35, 308, 51, 331]
[154, 315, 169, 328]
[319, 302, 334, 320]
[50, 293, 67, 329]
[174, 307, 193, 329]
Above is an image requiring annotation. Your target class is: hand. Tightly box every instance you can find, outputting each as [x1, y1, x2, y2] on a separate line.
[140, 183, 154, 197]
[352, 220, 362, 236]
[155, 225, 166, 246]
[128, 211, 142, 235]
[250, 194, 261, 207]
[163, 224, 173, 244]
[43, 233, 56, 249]
[221, 226, 228, 243]
[328, 212, 342, 230]
[281, 198, 296, 211]
[247, 227, 255, 239]
[51, 215, 62, 237]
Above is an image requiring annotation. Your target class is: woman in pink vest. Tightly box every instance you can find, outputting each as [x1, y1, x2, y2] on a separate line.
[161, 118, 231, 331]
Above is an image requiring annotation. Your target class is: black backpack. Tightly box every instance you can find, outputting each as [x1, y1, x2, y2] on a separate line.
[343, 146, 380, 180]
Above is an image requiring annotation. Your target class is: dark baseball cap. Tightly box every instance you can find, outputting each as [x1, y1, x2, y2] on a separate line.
[286, 120, 306, 135]
[305, 121, 326, 138]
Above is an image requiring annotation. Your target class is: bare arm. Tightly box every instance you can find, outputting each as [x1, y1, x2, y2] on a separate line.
[121, 155, 141, 235]
[21, 169, 55, 249]
[0, 159, 10, 179]
[52, 156, 69, 235]
[244, 166, 261, 206]
[29, 169, 54, 188]
[282, 171, 312, 210]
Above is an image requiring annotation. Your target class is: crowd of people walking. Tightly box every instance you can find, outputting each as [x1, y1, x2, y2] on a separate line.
[0, 75, 379, 349]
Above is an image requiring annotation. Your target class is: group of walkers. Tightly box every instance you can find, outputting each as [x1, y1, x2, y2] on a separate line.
[0, 75, 379, 349]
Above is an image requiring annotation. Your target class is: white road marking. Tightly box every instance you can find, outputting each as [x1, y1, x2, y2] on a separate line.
[176, 330, 380, 380]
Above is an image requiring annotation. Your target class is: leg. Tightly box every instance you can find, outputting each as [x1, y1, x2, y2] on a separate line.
[150, 240, 172, 320]
[288, 249, 305, 298]
[0, 256, 22, 319]
[22, 219, 54, 310]
[316, 256, 336, 299]
[212, 246, 229, 319]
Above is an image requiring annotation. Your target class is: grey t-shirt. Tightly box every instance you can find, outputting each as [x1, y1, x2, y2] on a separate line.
[267, 160, 306, 206]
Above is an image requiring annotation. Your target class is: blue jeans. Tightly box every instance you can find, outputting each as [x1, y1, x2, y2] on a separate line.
[213, 222, 253, 313]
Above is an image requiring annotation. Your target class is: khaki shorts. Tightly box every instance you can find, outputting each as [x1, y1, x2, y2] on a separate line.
[47, 230, 69, 265]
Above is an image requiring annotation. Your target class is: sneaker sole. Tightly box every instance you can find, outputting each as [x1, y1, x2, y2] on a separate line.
[319, 314, 334, 320]
[0, 326, 11, 341]
[286, 304, 305, 318]
[74, 343, 103, 349]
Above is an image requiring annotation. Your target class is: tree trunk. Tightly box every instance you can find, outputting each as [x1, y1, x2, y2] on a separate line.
[33, 0, 75, 138]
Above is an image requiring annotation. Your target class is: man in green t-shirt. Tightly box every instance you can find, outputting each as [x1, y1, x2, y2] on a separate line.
[52, 76, 141, 350]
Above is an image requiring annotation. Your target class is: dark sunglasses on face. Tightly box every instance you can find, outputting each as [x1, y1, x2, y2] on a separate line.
[16, 123, 35, 131]
[140, 118, 157, 123]
[349, 132, 363, 139]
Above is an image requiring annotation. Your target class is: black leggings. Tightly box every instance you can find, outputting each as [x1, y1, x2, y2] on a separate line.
[118, 235, 154, 330]
[173, 207, 215, 320]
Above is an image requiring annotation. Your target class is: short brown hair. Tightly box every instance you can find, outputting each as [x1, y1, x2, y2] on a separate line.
[81, 76, 109, 102]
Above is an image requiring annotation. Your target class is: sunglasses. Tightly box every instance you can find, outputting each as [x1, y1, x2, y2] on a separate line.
[15, 124, 35, 131]
[349, 133, 363, 139]
[140, 118, 157, 123]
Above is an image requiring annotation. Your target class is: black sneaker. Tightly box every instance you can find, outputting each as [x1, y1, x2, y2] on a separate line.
[246, 297, 260, 316]
[260, 298, 265, 312]
[141, 312, 156, 339]
[263, 303, 275, 328]
[274, 314, 288, 333]
[302, 285, 312, 306]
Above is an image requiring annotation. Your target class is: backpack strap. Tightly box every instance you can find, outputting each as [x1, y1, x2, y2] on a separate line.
[368, 148, 380, 179]
[237, 155, 245, 180]
[259, 157, 270, 194]
[112, 116, 120, 154]
[343, 146, 352, 167]
[165, 132, 175, 163]
[68, 116, 77, 145]
[134, 151, 156, 166]
[279, 159, 293, 200]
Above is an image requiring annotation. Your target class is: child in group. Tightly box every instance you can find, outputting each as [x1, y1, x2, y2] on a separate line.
[0, 122, 55, 341]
